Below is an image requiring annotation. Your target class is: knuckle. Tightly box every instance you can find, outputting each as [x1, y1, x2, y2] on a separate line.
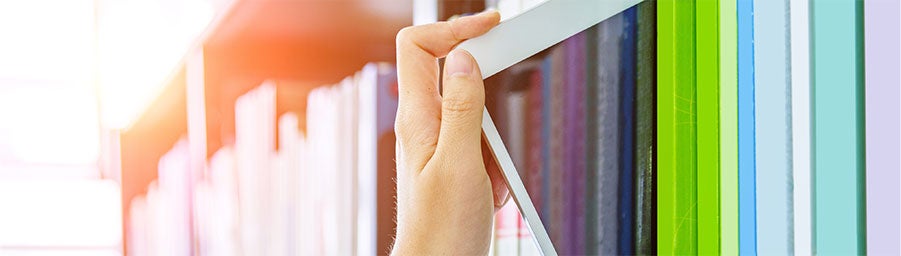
[442, 96, 480, 115]
[395, 26, 418, 46]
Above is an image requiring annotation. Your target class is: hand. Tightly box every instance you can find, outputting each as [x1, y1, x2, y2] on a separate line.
[391, 10, 508, 255]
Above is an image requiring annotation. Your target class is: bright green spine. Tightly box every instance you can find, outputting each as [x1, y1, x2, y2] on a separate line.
[718, 0, 739, 254]
[657, 0, 697, 254]
[696, 0, 720, 255]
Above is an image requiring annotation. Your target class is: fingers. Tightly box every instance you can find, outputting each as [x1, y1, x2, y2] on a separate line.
[395, 10, 500, 172]
[482, 137, 510, 212]
[434, 49, 486, 160]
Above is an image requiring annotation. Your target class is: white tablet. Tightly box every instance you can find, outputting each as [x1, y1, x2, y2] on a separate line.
[454, 0, 644, 255]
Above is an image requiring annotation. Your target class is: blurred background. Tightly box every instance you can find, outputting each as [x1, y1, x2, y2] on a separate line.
[0, 0, 540, 255]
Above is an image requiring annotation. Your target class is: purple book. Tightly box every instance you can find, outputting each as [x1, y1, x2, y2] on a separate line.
[563, 32, 589, 255]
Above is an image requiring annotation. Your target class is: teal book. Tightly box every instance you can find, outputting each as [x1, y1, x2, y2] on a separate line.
[811, 0, 866, 254]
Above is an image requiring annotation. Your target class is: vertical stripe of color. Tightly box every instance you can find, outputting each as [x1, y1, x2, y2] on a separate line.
[657, 0, 697, 254]
[789, 0, 812, 254]
[696, 0, 721, 255]
[618, 7, 638, 256]
[737, 0, 757, 254]
[811, 0, 866, 254]
[754, 0, 793, 254]
[865, 0, 901, 254]
[596, 15, 623, 255]
[634, 2, 657, 255]
[719, 0, 739, 254]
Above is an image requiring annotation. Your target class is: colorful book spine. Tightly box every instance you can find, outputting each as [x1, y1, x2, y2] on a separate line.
[811, 0, 866, 254]
[696, 0, 721, 254]
[634, 2, 657, 255]
[583, 22, 601, 256]
[548, 45, 565, 246]
[540, 56, 552, 225]
[564, 31, 588, 255]
[754, 0, 792, 254]
[864, 0, 901, 254]
[789, 0, 812, 254]
[596, 13, 623, 255]
[657, 0, 698, 254]
[618, 6, 638, 256]
[719, 0, 739, 254]
[527, 67, 545, 222]
[737, 0, 757, 254]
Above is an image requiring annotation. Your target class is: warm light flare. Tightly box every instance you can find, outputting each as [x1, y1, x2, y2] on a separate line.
[97, 0, 215, 130]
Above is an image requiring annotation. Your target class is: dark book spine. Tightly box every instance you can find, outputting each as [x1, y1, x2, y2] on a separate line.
[634, 2, 657, 255]
[617, 6, 638, 256]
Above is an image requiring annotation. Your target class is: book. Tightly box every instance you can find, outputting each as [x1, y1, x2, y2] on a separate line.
[696, 0, 722, 254]
[617, 7, 637, 255]
[595, 14, 623, 255]
[811, 0, 866, 254]
[657, 0, 698, 254]
[634, 2, 657, 255]
[737, 0, 757, 254]
[753, 0, 792, 253]
[789, 0, 812, 254]
[864, 0, 901, 254]
[720, 0, 740, 254]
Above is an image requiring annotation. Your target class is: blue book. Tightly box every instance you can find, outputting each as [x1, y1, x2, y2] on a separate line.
[737, 0, 757, 255]
[753, 0, 792, 254]
[617, 6, 637, 256]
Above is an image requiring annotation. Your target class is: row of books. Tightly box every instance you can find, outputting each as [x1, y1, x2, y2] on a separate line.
[127, 63, 400, 255]
[484, 2, 655, 255]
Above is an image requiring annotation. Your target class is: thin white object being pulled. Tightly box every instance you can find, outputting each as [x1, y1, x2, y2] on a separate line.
[457, 0, 642, 79]
[453, 0, 644, 255]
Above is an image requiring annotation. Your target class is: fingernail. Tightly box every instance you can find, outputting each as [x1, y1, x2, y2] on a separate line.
[446, 49, 473, 77]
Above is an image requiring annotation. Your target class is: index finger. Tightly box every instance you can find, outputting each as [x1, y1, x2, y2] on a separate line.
[394, 10, 500, 170]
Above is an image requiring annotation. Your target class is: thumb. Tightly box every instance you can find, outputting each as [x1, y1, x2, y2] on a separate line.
[436, 49, 485, 156]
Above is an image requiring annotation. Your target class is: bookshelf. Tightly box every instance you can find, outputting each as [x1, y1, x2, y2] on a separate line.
[118, 0, 411, 254]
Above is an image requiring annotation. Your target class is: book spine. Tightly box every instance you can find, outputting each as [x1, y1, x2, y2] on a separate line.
[582, 22, 601, 256]
[753, 0, 793, 253]
[719, 0, 740, 254]
[657, 0, 698, 254]
[564, 31, 588, 255]
[548, 44, 566, 248]
[789, 0, 812, 254]
[864, 0, 901, 254]
[375, 64, 399, 255]
[540, 56, 552, 227]
[634, 2, 657, 255]
[617, 6, 638, 256]
[596, 14, 623, 255]
[697, 0, 722, 254]
[737, 0, 757, 254]
[526, 68, 545, 224]
[811, 0, 866, 254]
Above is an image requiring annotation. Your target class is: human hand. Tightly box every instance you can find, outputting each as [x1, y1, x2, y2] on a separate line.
[391, 10, 508, 256]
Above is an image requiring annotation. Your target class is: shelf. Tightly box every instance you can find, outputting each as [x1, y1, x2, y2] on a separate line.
[201, 0, 412, 158]
[118, 1, 412, 254]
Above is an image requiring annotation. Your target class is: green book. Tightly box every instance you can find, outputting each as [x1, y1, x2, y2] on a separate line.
[811, 0, 866, 254]
[657, 0, 697, 254]
[718, 0, 739, 254]
[696, 0, 720, 255]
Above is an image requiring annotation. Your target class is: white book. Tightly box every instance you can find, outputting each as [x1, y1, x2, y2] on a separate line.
[128, 196, 148, 256]
[279, 113, 304, 256]
[356, 64, 379, 256]
[156, 138, 191, 256]
[234, 82, 276, 255]
[206, 147, 239, 256]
